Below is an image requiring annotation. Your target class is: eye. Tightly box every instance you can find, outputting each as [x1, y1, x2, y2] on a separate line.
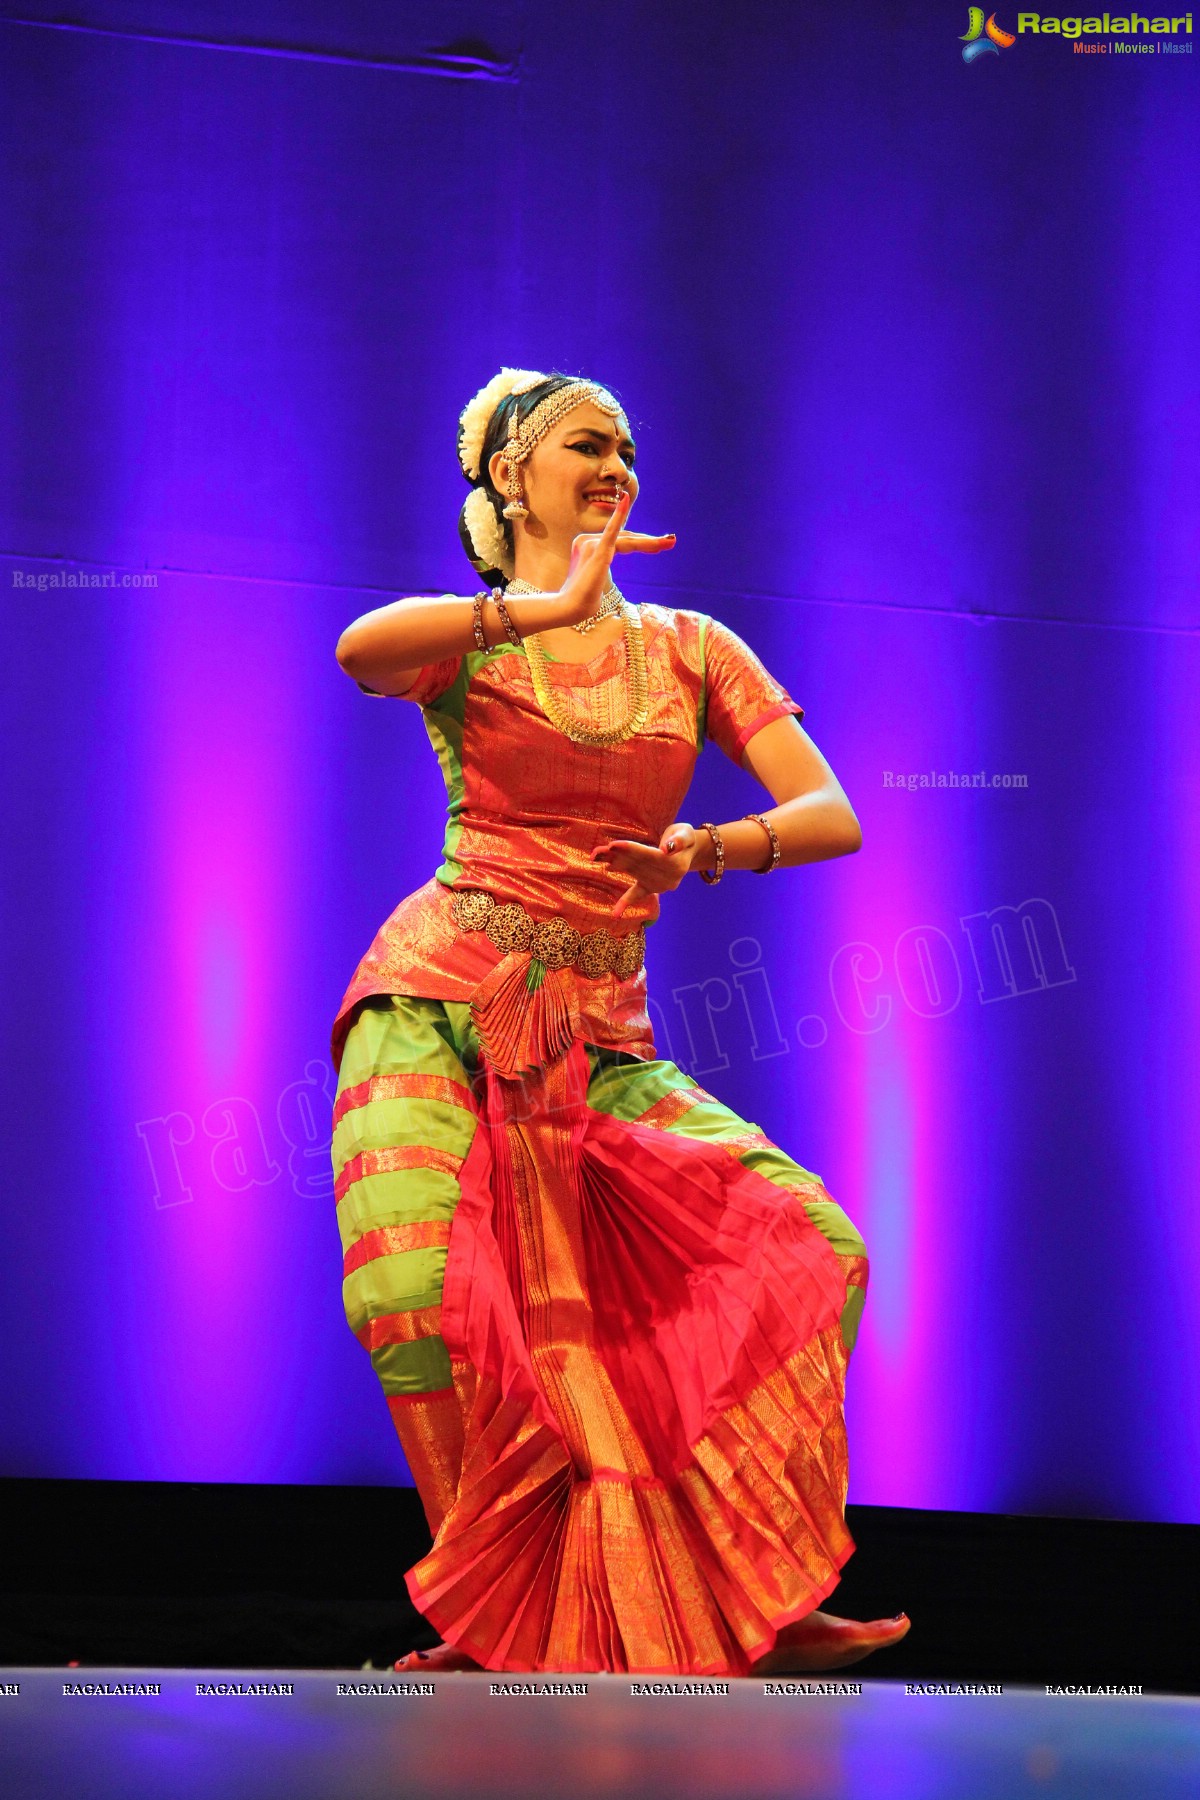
[570, 441, 599, 455]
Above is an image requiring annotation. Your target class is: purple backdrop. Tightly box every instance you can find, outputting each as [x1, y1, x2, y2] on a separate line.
[1, 0, 1197, 1520]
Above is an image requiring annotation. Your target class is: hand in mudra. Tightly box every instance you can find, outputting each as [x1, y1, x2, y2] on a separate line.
[559, 489, 676, 624]
[590, 822, 699, 918]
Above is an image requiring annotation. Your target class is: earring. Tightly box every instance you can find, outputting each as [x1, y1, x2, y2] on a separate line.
[502, 458, 528, 521]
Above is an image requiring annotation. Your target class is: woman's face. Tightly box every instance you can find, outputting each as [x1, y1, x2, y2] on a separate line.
[490, 401, 639, 548]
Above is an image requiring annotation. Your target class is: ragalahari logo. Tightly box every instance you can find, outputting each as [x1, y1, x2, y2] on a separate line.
[961, 7, 1018, 57]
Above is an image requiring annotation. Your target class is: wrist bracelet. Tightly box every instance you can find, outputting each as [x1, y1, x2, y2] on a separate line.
[744, 811, 781, 873]
[491, 589, 523, 645]
[471, 591, 488, 651]
[699, 822, 725, 886]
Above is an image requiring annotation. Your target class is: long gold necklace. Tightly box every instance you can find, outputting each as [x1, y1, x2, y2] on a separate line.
[506, 577, 649, 747]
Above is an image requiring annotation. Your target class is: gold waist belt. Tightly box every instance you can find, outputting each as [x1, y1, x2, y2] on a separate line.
[449, 888, 646, 981]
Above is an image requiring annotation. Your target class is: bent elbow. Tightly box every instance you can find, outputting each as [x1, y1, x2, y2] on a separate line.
[336, 627, 364, 678]
[837, 810, 863, 856]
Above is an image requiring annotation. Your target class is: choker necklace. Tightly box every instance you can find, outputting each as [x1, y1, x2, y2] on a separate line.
[504, 577, 648, 747]
[506, 576, 623, 635]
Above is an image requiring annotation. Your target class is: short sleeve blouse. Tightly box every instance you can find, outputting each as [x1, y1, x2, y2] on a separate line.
[701, 617, 804, 764]
[356, 659, 460, 707]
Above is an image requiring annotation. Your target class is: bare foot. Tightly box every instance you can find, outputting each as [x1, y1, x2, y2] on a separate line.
[751, 1610, 911, 1675]
[393, 1643, 482, 1673]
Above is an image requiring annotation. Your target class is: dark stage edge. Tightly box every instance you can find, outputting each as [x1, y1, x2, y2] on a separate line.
[1, 1479, 1196, 1693]
[2, 1671, 1199, 1800]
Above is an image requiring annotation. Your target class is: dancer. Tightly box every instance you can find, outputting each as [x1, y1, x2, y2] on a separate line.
[330, 368, 909, 1676]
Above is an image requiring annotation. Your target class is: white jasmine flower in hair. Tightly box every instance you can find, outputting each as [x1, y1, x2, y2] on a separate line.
[458, 367, 544, 480]
[463, 486, 513, 577]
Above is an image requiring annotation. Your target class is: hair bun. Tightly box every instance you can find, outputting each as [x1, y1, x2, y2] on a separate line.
[461, 486, 513, 580]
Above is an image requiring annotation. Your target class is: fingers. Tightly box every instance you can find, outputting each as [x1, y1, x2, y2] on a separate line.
[615, 531, 677, 556]
[599, 489, 632, 554]
[570, 528, 675, 563]
[597, 491, 634, 571]
[567, 493, 632, 592]
[590, 839, 644, 911]
[592, 842, 681, 911]
[591, 838, 656, 871]
[611, 877, 643, 919]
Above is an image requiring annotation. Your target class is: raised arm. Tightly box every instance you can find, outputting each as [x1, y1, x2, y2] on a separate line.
[336, 491, 669, 694]
[335, 589, 588, 696]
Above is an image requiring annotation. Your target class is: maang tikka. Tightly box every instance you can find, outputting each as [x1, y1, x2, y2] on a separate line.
[496, 379, 626, 524]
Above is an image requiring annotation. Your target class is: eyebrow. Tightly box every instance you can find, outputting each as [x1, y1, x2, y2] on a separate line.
[567, 425, 637, 454]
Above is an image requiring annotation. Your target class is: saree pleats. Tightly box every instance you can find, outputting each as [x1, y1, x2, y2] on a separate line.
[331, 994, 869, 1673]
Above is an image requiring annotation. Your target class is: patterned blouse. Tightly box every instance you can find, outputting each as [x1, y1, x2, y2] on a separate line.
[331, 604, 802, 1071]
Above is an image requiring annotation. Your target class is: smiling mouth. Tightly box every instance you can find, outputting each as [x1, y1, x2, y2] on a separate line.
[584, 491, 624, 508]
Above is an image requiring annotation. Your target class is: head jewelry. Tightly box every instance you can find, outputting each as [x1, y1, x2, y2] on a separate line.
[457, 369, 627, 574]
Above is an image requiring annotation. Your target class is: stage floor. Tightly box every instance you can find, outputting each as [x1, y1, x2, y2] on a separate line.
[2, 1670, 1199, 1798]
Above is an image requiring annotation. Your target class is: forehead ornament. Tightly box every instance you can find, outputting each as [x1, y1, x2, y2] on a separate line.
[500, 380, 625, 521]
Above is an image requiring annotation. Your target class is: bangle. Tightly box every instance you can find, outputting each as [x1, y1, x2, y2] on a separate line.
[471, 591, 488, 651]
[743, 811, 781, 873]
[699, 822, 725, 886]
[491, 588, 523, 645]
